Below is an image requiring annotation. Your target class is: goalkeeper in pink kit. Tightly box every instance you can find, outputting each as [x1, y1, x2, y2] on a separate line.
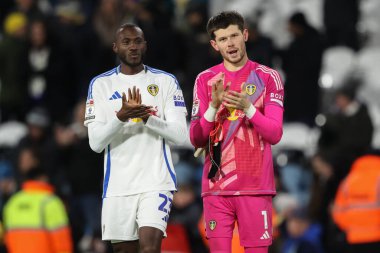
[190, 11, 284, 253]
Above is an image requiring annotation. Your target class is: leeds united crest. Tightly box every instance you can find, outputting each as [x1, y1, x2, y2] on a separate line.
[147, 84, 159, 96]
[245, 84, 256, 95]
[209, 220, 217, 231]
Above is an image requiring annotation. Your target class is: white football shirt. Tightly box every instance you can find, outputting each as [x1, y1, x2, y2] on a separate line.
[85, 65, 187, 197]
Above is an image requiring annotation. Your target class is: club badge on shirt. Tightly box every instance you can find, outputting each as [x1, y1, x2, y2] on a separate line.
[245, 83, 256, 95]
[147, 84, 159, 96]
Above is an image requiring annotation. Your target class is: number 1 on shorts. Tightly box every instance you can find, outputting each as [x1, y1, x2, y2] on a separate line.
[261, 210, 268, 229]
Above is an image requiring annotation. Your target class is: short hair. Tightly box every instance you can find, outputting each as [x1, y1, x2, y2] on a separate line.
[115, 23, 144, 40]
[289, 12, 308, 28]
[336, 78, 360, 101]
[206, 11, 245, 40]
[119, 23, 140, 31]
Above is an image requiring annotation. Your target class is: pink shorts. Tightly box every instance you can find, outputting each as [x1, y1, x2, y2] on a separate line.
[203, 195, 273, 247]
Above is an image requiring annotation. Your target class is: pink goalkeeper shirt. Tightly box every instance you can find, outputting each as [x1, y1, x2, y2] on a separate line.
[190, 60, 284, 197]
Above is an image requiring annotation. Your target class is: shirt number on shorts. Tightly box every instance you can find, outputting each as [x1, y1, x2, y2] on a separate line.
[158, 193, 172, 222]
[261, 210, 268, 229]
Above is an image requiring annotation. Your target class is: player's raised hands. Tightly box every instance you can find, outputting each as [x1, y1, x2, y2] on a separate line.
[211, 73, 230, 109]
[128, 86, 142, 105]
[223, 82, 251, 110]
[117, 86, 151, 122]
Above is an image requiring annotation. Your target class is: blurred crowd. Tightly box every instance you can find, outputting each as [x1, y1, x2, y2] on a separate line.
[0, 0, 380, 253]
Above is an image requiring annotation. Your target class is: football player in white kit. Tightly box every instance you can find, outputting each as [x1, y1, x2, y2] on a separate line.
[84, 23, 188, 253]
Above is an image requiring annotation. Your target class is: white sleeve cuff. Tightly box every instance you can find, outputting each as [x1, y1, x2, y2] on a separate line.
[145, 115, 161, 128]
[244, 104, 257, 119]
[204, 105, 218, 122]
[144, 114, 188, 145]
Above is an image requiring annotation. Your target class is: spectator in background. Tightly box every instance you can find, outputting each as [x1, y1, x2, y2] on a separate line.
[323, 0, 360, 51]
[16, 107, 51, 171]
[277, 150, 313, 208]
[134, 0, 183, 74]
[54, 100, 104, 253]
[24, 18, 77, 122]
[93, 0, 123, 49]
[182, 1, 219, 115]
[246, 21, 274, 68]
[16, 146, 41, 183]
[92, 0, 123, 72]
[2, 165, 73, 253]
[14, 107, 67, 196]
[0, 151, 16, 211]
[0, 12, 28, 122]
[332, 153, 380, 253]
[282, 206, 325, 253]
[13, 0, 45, 20]
[280, 12, 324, 127]
[315, 79, 373, 185]
[50, 0, 92, 103]
[310, 79, 373, 253]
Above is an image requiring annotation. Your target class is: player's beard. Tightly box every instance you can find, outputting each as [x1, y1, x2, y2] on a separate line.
[120, 52, 146, 68]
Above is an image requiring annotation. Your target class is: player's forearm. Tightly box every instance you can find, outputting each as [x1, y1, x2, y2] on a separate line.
[247, 104, 283, 144]
[88, 116, 124, 153]
[190, 105, 217, 148]
[145, 113, 188, 145]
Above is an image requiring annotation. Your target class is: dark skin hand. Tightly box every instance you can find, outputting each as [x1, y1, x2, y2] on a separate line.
[116, 86, 152, 122]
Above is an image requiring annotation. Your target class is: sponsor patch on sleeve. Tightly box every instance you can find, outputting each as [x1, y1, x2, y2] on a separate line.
[270, 93, 284, 107]
[173, 94, 186, 107]
[85, 99, 95, 121]
[191, 99, 200, 118]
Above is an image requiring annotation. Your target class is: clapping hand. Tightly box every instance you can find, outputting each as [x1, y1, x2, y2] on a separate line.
[127, 85, 142, 105]
[211, 73, 230, 109]
[223, 82, 251, 111]
[117, 86, 152, 122]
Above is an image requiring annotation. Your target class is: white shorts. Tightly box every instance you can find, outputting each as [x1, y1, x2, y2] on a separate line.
[101, 191, 173, 241]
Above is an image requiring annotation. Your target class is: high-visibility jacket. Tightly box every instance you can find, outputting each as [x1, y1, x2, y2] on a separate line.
[3, 181, 73, 253]
[332, 155, 380, 244]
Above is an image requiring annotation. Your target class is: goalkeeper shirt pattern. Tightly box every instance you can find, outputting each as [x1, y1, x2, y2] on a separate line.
[190, 60, 284, 197]
[85, 65, 187, 197]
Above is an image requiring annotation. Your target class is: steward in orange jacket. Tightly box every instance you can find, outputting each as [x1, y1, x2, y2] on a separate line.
[332, 155, 380, 250]
[3, 167, 73, 253]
